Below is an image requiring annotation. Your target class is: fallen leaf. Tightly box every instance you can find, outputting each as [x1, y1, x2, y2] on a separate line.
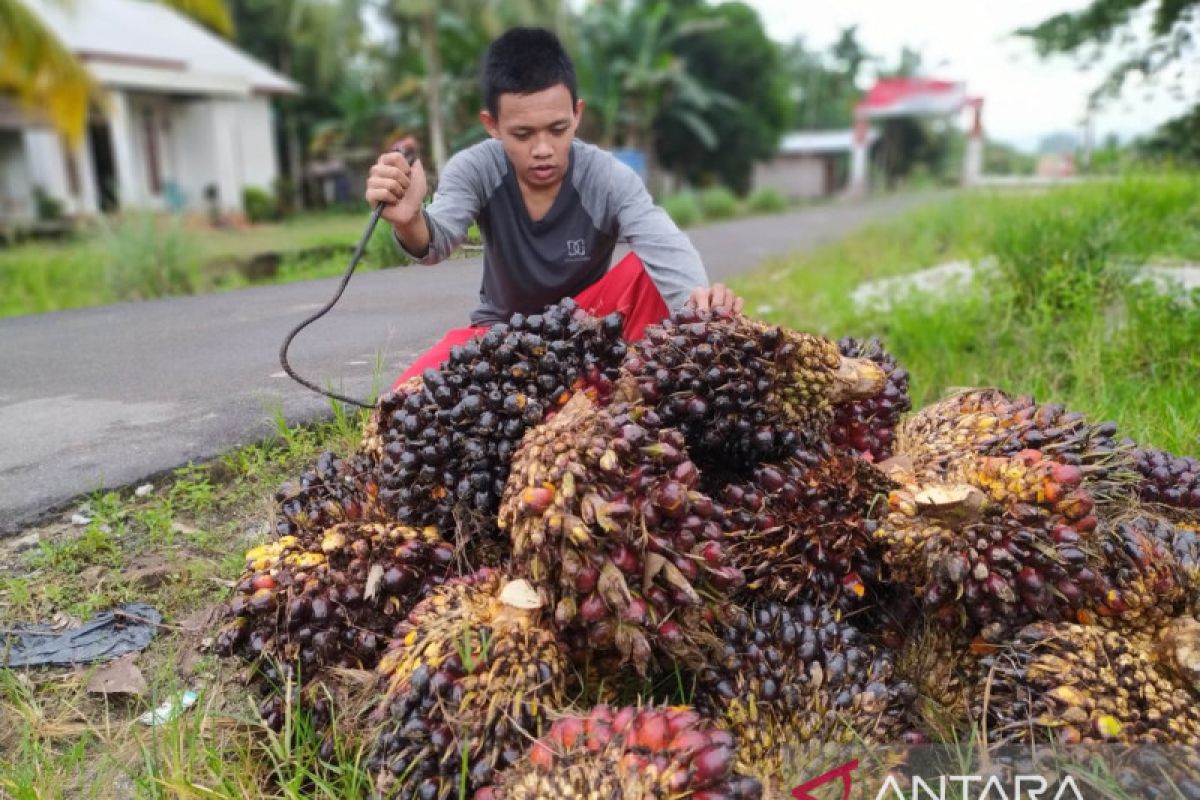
[86, 654, 147, 696]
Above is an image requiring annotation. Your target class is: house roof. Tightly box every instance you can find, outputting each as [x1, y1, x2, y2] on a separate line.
[778, 129, 878, 155]
[25, 0, 300, 97]
[857, 78, 969, 118]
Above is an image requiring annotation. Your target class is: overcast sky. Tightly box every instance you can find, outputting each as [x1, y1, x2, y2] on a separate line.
[743, 0, 1197, 151]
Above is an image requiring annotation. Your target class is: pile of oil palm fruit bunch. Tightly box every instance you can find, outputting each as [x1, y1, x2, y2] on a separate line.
[210, 299, 1200, 799]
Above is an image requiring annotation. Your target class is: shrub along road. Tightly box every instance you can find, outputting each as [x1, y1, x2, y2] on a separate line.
[0, 192, 936, 533]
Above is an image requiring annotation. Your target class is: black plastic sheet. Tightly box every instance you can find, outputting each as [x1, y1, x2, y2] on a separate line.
[2, 603, 162, 667]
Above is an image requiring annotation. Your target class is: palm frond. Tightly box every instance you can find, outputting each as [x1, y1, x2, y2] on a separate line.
[155, 0, 234, 37]
[0, 0, 96, 144]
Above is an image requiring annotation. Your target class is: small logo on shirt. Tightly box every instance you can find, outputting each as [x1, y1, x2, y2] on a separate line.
[566, 239, 587, 259]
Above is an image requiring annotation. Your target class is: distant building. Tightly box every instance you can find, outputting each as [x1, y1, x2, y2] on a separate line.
[753, 129, 879, 199]
[1035, 153, 1076, 178]
[0, 0, 299, 224]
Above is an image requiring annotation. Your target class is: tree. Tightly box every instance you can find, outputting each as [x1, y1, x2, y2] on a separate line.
[0, 0, 233, 144]
[1138, 105, 1200, 165]
[781, 27, 873, 130]
[232, 0, 366, 207]
[1018, 0, 1198, 99]
[653, 1, 790, 194]
[572, 0, 726, 158]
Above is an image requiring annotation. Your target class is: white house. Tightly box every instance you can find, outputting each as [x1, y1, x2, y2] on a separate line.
[0, 0, 299, 223]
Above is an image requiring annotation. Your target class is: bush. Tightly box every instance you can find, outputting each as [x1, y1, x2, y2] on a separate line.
[746, 187, 788, 214]
[242, 186, 278, 224]
[273, 176, 296, 218]
[660, 191, 703, 228]
[100, 214, 201, 299]
[697, 186, 738, 220]
[33, 186, 64, 221]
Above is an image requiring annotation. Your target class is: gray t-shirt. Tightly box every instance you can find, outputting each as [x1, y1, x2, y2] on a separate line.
[395, 138, 709, 326]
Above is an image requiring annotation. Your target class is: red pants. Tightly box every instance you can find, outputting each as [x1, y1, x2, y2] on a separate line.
[392, 252, 668, 389]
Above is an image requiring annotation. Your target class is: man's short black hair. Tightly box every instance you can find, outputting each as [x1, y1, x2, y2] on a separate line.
[482, 27, 577, 118]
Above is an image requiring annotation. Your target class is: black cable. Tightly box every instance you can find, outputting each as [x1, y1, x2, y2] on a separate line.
[279, 147, 416, 409]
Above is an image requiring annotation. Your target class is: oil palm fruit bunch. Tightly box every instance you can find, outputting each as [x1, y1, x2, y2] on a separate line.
[499, 392, 740, 675]
[896, 389, 1130, 489]
[368, 571, 572, 800]
[479, 704, 763, 800]
[876, 450, 1109, 641]
[362, 376, 423, 462]
[1133, 447, 1200, 517]
[620, 307, 886, 468]
[1088, 515, 1190, 631]
[273, 450, 382, 538]
[213, 520, 454, 684]
[893, 624, 981, 739]
[693, 601, 916, 791]
[977, 617, 1200, 746]
[372, 298, 627, 530]
[830, 336, 911, 462]
[712, 449, 894, 610]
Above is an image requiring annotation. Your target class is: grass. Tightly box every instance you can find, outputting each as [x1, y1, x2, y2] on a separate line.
[0, 400, 374, 798]
[732, 172, 1200, 455]
[0, 210, 413, 319]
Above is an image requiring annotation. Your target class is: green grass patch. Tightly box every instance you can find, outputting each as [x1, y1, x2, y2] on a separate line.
[733, 173, 1200, 454]
[0, 398, 374, 797]
[0, 211, 413, 319]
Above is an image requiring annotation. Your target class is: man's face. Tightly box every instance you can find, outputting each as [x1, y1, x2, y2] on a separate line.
[481, 84, 583, 191]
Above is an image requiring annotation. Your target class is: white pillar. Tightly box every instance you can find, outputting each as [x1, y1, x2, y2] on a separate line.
[962, 99, 984, 186]
[848, 113, 869, 196]
[107, 89, 141, 209]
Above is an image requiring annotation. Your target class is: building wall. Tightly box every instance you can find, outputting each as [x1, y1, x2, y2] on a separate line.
[752, 154, 830, 199]
[166, 96, 278, 215]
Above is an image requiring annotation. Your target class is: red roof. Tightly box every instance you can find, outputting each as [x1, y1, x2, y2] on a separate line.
[857, 78, 968, 118]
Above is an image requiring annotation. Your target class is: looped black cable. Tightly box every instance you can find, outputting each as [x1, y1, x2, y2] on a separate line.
[279, 147, 416, 409]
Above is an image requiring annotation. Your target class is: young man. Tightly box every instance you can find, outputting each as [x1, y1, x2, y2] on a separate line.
[365, 27, 742, 386]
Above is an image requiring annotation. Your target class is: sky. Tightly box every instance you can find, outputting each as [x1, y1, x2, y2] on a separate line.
[739, 0, 1197, 152]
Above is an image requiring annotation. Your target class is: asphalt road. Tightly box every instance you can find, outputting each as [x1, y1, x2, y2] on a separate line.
[0, 191, 936, 533]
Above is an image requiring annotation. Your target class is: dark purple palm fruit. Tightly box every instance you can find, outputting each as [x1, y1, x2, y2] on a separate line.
[977, 617, 1200, 747]
[693, 601, 916, 790]
[830, 336, 911, 462]
[371, 298, 627, 533]
[878, 451, 1106, 642]
[618, 307, 885, 470]
[213, 520, 458, 727]
[273, 450, 382, 539]
[499, 392, 740, 676]
[367, 571, 572, 800]
[707, 446, 895, 610]
[1133, 448, 1200, 520]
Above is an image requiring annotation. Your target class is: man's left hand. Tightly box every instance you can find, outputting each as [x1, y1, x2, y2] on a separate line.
[688, 283, 744, 313]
